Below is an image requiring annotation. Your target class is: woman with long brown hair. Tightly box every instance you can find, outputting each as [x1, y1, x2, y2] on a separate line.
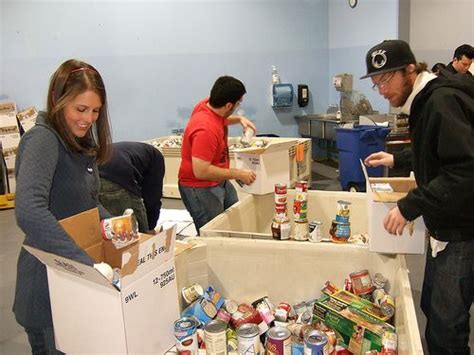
[13, 59, 113, 354]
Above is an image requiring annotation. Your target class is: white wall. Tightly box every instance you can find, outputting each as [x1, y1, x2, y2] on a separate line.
[328, 0, 399, 114]
[1, 0, 329, 140]
[410, 0, 474, 66]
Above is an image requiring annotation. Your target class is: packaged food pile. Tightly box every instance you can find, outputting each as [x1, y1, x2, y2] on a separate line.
[174, 269, 397, 355]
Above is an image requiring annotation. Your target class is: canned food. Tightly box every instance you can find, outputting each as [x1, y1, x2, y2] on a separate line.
[343, 277, 353, 293]
[349, 269, 375, 297]
[224, 299, 239, 314]
[291, 335, 305, 355]
[174, 317, 199, 354]
[182, 283, 204, 305]
[226, 328, 238, 353]
[373, 272, 388, 290]
[274, 204, 288, 223]
[293, 301, 307, 316]
[204, 319, 228, 355]
[251, 296, 275, 325]
[241, 127, 255, 146]
[274, 302, 292, 322]
[275, 183, 288, 204]
[381, 331, 398, 353]
[293, 199, 308, 222]
[321, 281, 339, 296]
[329, 220, 351, 243]
[372, 288, 386, 307]
[231, 303, 262, 329]
[237, 323, 261, 354]
[216, 308, 231, 323]
[272, 220, 291, 240]
[295, 181, 309, 194]
[308, 221, 323, 243]
[266, 326, 292, 354]
[288, 323, 313, 338]
[293, 221, 309, 241]
[335, 200, 351, 223]
[380, 294, 395, 318]
[100, 214, 139, 249]
[303, 329, 329, 354]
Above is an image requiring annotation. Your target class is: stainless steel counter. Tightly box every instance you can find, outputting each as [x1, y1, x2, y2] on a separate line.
[295, 114, 358, 140]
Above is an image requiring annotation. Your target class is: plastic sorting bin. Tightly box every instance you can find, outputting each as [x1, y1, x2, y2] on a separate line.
[336, 125, 390, 192]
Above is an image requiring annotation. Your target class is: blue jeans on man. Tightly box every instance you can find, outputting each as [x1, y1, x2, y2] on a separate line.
[422, 238, 474, 354]
[179, 180, 238, 235]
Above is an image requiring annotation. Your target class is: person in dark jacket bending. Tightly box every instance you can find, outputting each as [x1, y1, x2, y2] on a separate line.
[98, 141, 165, 234]
[445, 43, 474, 76]
[363, 40, 474, 354]
[14, 60, 115, 354]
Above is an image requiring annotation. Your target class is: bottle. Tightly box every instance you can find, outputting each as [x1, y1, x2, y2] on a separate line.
[271, 65, 280, 84]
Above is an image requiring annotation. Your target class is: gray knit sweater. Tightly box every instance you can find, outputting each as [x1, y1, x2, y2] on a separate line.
[13, 112, 110, 328]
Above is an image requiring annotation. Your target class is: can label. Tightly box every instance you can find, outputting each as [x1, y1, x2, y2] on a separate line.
[274, 204, 288, 222]
[237, 324, 260, 354]
[182, 283, 204, 305]
[308, 221, 323, 243]
[293, 199, 308, 221]
[266, 327, 291, 355]
[350, 269, 375, 296]
[380, 294, 395, 318]
[303, 330, 328, 355]
[335, 200, 351, 223]
[272, 220, 291, 240]
[275, 183, 287, 204]
[204, 320, 228, 355]
[295, 181, 308, 193]
[293, 221, 308, 241]
[100, 214, 139, 249]
[174, 317, 199, 355]
[330, 220, 351, 243]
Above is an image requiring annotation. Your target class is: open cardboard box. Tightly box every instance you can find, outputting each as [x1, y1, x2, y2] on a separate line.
[175, 237, 423, 355]
[232, 138, 298, 194]
[25, 208, 181, 354]
[361, 161, 426, 254]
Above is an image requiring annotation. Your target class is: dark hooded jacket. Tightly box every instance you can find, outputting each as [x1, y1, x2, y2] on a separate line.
[397, 74, 474, 242]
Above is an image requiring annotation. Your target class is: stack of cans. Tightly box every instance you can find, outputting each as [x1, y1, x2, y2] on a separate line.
[329, 200, 351, 243]
[292, 181, 309, 241]
[271, 184, 291, 240]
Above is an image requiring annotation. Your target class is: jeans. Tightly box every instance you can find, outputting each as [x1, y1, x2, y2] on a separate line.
[421, 238, 474, 354]
[178, 180, 238, 235]
[25, 327, 65, 355]
[99, 178, 149, 233]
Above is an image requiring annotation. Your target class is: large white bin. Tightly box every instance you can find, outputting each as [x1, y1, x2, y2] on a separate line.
[175, 237, 423, 355]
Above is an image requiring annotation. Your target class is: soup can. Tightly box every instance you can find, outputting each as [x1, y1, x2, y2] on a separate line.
[204, 319, 228, 355]
[182, 283, 204, 305]
[303, 329, 329, 354]
[266, 326, 292, 355]
[308, 221, 323, 243]
[237, 323, 261, 354]
[174, 317, 199, 354]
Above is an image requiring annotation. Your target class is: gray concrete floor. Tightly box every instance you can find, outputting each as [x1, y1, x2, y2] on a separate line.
[0, 161, 472, 354]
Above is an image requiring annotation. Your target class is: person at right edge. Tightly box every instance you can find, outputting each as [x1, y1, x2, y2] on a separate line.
[445, 44, 474, 76]
[178, 76, 256, 235]
[362, 40, 474, 354]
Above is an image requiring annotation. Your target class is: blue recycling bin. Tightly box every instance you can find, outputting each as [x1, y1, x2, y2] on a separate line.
[335, 125, 391, 192]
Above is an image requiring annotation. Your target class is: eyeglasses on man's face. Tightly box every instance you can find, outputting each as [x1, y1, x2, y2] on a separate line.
[372, 71, 396, 91]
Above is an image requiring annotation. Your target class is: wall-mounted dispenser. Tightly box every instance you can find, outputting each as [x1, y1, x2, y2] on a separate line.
[297, 84, 309, 107]
[272, 83, 294, 108]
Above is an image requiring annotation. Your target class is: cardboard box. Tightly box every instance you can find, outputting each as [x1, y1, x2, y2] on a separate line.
[233, 138, 297, 195]
[313, 293, 394, 353]
[7, 169, 15, 194]
[25, 208, 180, 354]
[16, 106, 38, 133]
[0, 132, 20, 170]
[0, 101, 19, 134]
[200, 190, 368, 240]
[175, 237, 423, 355]
[144, 136, 311, 198]
[361, 162, 426, 254]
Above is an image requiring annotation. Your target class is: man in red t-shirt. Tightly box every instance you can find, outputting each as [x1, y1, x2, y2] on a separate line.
[178, 76, 256, 234]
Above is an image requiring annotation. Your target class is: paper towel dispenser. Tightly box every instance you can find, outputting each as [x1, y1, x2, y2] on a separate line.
[272, 83, 293, 108]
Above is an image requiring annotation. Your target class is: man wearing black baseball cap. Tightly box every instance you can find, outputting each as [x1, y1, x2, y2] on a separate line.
[363, 40, 474, 354]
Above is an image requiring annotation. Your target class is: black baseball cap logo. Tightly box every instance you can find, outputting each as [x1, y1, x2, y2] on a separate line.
[372, 50, 387, 69]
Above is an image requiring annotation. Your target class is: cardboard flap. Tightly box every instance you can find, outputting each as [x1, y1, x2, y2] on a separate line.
[24, 245, 116, 290]
[59, 208, 102, 250]
[360, 160, 416, 202]
[233, 139, 295, 155]
[120, 225, 177, 288]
